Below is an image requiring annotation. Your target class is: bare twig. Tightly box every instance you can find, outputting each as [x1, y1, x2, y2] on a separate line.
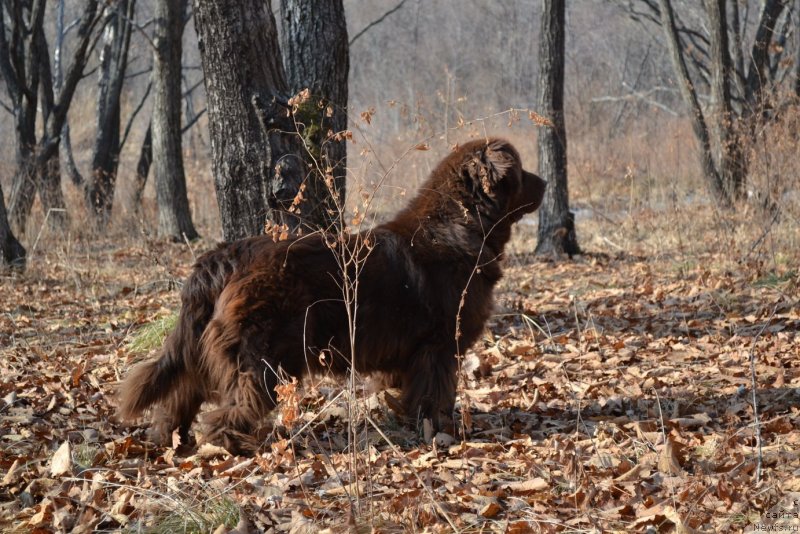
[748, 304, 779, 484]
[349, 0, 407, 45]
[119, 81, 152, 151]
[742, 207, 781, 263]
[181, 108, 206, 133]
[591, 84, 679, 116]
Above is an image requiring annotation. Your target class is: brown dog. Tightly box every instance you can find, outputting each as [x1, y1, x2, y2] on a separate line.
[119, 138, 546, 454]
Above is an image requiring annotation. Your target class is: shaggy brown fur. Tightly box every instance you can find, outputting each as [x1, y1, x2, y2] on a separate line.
[119, 138, 546, 454]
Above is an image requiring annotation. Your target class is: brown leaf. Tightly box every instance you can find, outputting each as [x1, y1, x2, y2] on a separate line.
[505, 478, 549, 492]
[658, 435, 684, 476]
[50, 441, 72, 477]
[2, 458, 21, 486]
[480, 501, 503, 518]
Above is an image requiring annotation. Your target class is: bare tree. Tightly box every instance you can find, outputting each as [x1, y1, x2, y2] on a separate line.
[193, 0, 306, 241]
[0, 184, 25, 270]
[535, 0, 580, 257]
[85, 0, 137, 227]
[152, 0, 198, 241]
[624, 0, 792, 204]
[0, 0, 102, 235]
[280, 0, 349, 230]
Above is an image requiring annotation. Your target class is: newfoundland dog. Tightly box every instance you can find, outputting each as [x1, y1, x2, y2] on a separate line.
[119, 138, 546, 454]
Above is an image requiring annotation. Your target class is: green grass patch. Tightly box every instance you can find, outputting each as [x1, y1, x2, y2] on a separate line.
[131, 494, 239, 534]
[753, 270, 796, 288]
[126, 313, 178, 355]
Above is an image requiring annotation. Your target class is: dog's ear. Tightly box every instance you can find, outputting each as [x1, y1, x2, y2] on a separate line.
[464, 140, 518, 198]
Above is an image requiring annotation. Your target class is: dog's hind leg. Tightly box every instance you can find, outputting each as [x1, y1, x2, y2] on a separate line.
[149, 375, 205, 447]
[201, 316, 280, 455]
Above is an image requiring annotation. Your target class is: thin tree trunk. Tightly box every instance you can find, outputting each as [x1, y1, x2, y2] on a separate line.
[0, 183, 25, 270]
[5, 0, 46, 235]
[657, 0, 727, 203]
[795, 0, 800, 98]
[707, 0, 746, 200]
[280, 0, 349, 230]
[535, 0, 579, 257]
[35, 24, 68, 230]
[152, 0, 198, 241]
[86, 0, 136, 227]
[55, 0, 83, 187]
[38, 150, 68, 229]
[194, 0, 305, 241]
[133, 121, 152, 211]
[745, 0, 787, 107]
[728, 0, 745, 114]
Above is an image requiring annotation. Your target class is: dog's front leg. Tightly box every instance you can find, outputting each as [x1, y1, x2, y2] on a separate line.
[399, 345, 458, 431]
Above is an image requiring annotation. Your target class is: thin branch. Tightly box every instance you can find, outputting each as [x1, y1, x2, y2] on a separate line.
[119, 81, 152, 151]
[182, 78, 204, 97]
[0, 97, 12, 114]
[181, 107, 205, 133]
[591, 84, 679, 116]
[748, 304, 779, 484]
[125, 66, 152, 79]
[349, 0, 407, 45]
[61, 123, 83, 186]
[117, 12, 156, 51]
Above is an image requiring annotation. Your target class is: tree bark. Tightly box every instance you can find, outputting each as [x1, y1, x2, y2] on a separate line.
[745, 0, 787, 107]
[707, 0, 745, 200]
[194, 0, 306, 241]
[796, 0, 800, 98]
[86, 0, 136, 227]
[535, 0, 579, 257]
[0, 183, 25, 270]
[3, 0, 45, 234]
[152, 0, 198, 241]
[133, 121, 153, 211]
[280, 0, 349, 230]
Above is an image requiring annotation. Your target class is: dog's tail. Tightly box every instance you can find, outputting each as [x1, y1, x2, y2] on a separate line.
[118, 245, 236, 420]
[118, 306, 198, 419]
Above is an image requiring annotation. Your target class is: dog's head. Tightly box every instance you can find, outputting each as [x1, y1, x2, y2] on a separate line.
[443, 138, 545, 224]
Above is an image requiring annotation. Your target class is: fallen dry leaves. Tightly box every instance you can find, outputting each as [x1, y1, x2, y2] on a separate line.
[1, 229, 798, 533]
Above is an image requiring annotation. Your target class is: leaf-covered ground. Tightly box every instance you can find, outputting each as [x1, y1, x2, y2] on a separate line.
[1, 215, 798, 533]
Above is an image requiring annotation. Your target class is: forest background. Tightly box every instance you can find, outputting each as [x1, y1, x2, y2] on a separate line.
[1, 1, 799, 532]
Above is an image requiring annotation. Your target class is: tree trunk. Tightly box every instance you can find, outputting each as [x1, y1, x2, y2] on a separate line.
[4, 0, 45, 235]
[3, 0, 100, 235]
[534, 0, 579, 257]
[280, 0, 349, 230]
[8, 152, 37, 235]
[0, 183, 25, 270]
[133, 121, 153, 211]
[657, 0, 727, 204]
[152, 0, 198, 241]
[38, 149, 68, 229]
[796, 0, 800, 98]
[55, 0, 83, 188]
[194, 0, 306, 241]
[85, 0, 136, 227]
[706, 0, 745, 200]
